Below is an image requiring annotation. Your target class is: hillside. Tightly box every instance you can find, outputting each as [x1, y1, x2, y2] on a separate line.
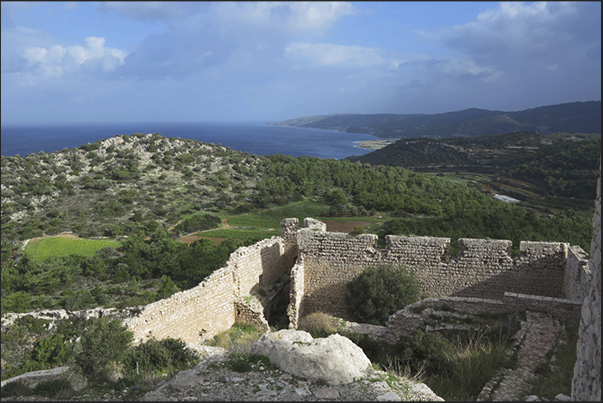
[347, 131, 601, 202]
[1, 132, 595, 316]
[270, 101, 601, 138]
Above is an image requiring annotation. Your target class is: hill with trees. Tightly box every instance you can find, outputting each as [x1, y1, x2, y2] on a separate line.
[270, 101, 601, 138]
[347, 131, 601, 204]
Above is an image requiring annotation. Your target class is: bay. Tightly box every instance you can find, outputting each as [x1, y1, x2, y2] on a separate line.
[0, 122, 378, 159]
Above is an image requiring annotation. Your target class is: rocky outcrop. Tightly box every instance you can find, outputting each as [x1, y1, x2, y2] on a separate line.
[249, 329, 371, 385]
[141, 332, 443, 402]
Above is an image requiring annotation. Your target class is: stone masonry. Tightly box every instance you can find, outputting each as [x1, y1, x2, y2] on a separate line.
[571, 159, 601, 402]
[287, 217, 587, 324]
[124, 216, 591, 348]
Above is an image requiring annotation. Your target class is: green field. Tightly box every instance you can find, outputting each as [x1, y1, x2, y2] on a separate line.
[226, 199, 330, 229]
[194, 228, 279, 242]
[24, 237, 122, 262]
[195, 199, 390, 241]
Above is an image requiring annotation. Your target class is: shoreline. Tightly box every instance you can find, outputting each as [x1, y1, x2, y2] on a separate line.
[354, 138, 399, 150]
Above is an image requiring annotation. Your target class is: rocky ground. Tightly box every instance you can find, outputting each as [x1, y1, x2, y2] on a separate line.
[2, 330, 444, 402]
[138, 350, 443, 402]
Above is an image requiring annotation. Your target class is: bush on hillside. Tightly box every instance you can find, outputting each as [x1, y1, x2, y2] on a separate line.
[123, 337, 199, 376]
[345, 264, 420, 325]
[173, 214, 221, 234]
[75, 317, 134, 380]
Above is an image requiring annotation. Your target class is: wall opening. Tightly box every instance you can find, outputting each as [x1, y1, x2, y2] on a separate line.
[268, 284, 290, 330]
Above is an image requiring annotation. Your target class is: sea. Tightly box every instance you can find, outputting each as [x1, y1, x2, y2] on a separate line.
[0, 122, 378, 160]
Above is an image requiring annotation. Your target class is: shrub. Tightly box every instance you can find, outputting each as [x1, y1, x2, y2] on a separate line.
[31, 333, 68, 366]
[75, 317, 134, 380]
[123, 337, 198, 376]
[345, 264, 420, 325]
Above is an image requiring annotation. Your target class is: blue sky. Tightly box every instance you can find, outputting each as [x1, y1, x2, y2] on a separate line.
[1, 1, 601, 124]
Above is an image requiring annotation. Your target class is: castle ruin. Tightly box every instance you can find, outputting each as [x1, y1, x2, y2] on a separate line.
[124, 165, 600, 401]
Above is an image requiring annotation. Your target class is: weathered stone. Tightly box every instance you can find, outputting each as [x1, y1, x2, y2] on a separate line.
[249, 330, 370, 385]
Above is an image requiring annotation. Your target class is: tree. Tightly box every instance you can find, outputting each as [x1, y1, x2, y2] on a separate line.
[345, 264, 420, 325]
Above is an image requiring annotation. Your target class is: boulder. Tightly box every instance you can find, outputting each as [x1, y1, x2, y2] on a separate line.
[249, 329, 371, 385]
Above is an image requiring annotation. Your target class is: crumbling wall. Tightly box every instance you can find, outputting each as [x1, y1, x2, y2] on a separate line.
[125, 236, 293, 344]
[291, 223, 570, 321]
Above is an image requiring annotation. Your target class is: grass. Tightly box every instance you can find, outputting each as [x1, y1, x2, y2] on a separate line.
[194, 228, 279, 242]
[206, 322, 265, 352]
[297, 312, 344, 338]
[226, 199, 331, 228]
[24, 236, 122, 262]
[425, 331, 514, 401]
[526, 327, 578, 400]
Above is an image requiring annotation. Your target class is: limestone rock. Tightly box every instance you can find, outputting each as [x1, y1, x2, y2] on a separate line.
[249, 329, 371, 385]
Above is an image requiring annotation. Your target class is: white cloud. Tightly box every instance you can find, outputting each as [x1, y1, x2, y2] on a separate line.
[209, 1, 356, 35]
[21, 36, 127, 81]
[285, 42, 385, 68]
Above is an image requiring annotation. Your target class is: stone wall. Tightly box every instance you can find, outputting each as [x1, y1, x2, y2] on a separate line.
[125, 236, 293, 344]
[290, 223, 572, 322]
[563, 245, 591, 301]
[572, 160, 601, 402]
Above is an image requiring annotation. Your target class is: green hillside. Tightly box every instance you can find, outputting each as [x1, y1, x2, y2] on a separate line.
[0, 132, 595, 316]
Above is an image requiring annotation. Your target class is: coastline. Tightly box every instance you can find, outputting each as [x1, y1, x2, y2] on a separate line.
[354, 138, 399, 150]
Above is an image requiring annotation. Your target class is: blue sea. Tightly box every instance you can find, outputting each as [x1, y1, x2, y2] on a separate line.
[0, 122, 378, 160]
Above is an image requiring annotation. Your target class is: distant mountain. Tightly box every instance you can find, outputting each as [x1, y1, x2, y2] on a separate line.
[270, 101, 601, 138]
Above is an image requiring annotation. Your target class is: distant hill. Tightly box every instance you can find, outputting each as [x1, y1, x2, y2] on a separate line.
[270, 101, 601, 138]
[347, 131, 601, 201]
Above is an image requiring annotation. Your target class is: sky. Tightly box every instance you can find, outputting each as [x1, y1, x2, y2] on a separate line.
[1, 1, 601, 124]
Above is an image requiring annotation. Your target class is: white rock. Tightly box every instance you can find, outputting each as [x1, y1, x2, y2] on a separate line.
[250, 330, 371, 385]
[377, 392, 402, 401]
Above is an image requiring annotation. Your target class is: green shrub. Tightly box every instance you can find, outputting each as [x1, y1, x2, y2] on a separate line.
[123, 337, 198, 376]
[31, 333, 68, 366]
[75, 317, 134, 380]
[345, 264, 420, 325]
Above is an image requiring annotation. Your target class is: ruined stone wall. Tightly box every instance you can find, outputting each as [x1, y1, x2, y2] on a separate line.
[563, 245, 591, 302]
[572, 160, 601, 402]
[292, 224, 570, 321]
[125, 267, 236, 344]
[125, 236, 293, 344]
